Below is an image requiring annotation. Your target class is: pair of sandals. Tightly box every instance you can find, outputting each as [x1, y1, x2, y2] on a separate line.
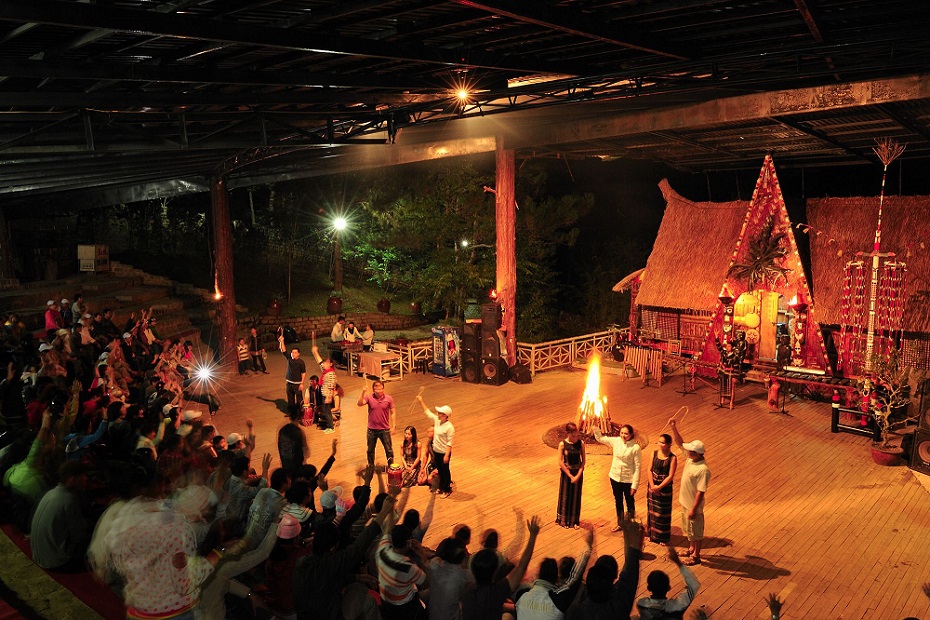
[683, 549, 702, 565]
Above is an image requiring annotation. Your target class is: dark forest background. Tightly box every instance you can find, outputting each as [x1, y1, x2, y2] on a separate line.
[35, 153, 926, 342]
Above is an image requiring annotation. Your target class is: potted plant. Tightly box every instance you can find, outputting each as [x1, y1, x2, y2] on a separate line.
[409, 301, 422, 315]
[393, 333, 409, 347]
[861, 351, 923, 465]
[377, 295, 392, 314]
[327, 291, 343, 315]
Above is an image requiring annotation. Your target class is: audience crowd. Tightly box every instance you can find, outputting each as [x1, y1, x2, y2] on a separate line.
[2, 293, 925, 620]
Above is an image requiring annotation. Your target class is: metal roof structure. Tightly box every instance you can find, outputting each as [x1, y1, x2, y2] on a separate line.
[3, 0, 930, 210]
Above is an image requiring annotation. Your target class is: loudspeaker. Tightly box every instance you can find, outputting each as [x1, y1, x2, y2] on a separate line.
[481, 332, 500, 360]
[910, 429, 930, 475]
[481, 303, 502, 330]
[461, 350, 480, 384]
[481, 357, 509, 386]
[919, 406, 930, 431]
[461, 322, 480, 354]
[509, 363, 532, 384]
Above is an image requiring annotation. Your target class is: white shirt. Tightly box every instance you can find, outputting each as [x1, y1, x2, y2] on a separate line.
[426, 411, 455, 453]
[330, 322, 345, 342]
[593, 429, 642, 488]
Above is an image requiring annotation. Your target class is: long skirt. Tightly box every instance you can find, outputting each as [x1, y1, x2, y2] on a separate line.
[556, 468, 582, 527]
[647, 484, 673, 543]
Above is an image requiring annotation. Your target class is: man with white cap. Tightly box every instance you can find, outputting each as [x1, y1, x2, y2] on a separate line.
[668, 419, 711, 566]
[59, 298, 73, 328]
[416, 396, 456, 498]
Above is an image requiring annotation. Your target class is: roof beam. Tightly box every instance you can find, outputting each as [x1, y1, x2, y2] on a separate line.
[514, 73, 930, 150]
[0, 0, 572, 75]
[0, 57, 440, 92]
[0, 90, 438, 108]
[768, 116, 869, 162]
[454, 0, 690, 60]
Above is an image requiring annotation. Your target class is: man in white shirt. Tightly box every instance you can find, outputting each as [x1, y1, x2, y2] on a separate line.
[416, 396, 455, 498]
[669, 419, 711, 566]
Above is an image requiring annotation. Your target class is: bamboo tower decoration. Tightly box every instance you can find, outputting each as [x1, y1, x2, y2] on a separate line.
[838, 139, 908, 377]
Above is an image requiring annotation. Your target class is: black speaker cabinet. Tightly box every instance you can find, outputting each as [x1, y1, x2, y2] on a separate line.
[919, 406, 930, 431]
[481, 357, 509, 386]
[461, 322, 480, 354]
[481, 332, 500, 360]
[910, 429, 930, 475]
[461, 350, 480, 384]
[510, 363, 532, 384]
[481, 303, 502, 330]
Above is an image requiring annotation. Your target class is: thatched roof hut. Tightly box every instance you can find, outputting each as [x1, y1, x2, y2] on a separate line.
[807, 195, 930, 334]
[634, 179, 749, 312]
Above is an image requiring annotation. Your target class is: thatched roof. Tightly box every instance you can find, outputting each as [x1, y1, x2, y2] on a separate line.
[807, 195, 930, 333]
[635, 179, 749, 311]
[612, 268, 645, 292]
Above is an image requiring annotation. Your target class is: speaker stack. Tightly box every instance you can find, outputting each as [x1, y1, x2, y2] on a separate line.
[479, 303, 508, 385]
[460, 322, 481, 384]
[909, 407, 930, 475]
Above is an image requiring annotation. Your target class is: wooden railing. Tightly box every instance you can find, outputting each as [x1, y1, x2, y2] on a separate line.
[517, 327, 627, 376]
[386, 339, 433, 374]
[384, 327, 627, 377]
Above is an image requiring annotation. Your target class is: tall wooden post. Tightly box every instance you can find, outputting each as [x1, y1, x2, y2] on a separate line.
[210, 177, 237, 370]
[495, 138, 517, 366]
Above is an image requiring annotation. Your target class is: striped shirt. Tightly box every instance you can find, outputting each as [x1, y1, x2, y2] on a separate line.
[376, 534, 427, 606]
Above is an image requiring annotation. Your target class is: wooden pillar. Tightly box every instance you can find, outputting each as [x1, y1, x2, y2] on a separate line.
[210, 177, 237, 370]
[495, 138, 517, 366]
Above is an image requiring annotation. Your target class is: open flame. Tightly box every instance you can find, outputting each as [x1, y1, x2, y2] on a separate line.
[578, 355, 611, 434]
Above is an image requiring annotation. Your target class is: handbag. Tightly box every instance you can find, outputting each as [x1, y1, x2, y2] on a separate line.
[261, 351, 267, 359]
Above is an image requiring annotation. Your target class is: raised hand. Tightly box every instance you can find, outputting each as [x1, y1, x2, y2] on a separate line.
[766, 593, 783, 618]
[527, 515, 541, 536]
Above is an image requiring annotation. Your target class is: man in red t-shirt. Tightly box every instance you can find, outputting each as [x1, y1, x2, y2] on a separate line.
[358, 380, 396, 467]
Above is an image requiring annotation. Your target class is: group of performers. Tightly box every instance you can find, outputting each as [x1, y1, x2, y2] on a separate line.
[555, 418, 710, 565]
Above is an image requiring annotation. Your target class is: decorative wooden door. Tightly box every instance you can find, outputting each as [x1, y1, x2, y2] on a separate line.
[758, 291, 781, 360]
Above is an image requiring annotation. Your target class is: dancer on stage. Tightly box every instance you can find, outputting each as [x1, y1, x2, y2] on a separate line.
[594, 424, 641, 531]
[278, 331, 306, 414]
[646, 434, 677, 544]
[669, 419, 710, 566]
[556, 422, 585, 528]
[358, 380, 396, 467]
[416, 395, 455, 498]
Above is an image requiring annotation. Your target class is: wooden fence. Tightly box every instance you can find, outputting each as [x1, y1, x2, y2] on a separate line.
[385, 327, 627, 377]
[517, 327, 626, 376]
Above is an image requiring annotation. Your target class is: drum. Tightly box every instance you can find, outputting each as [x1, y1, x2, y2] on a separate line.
[387, 463, 403, 490]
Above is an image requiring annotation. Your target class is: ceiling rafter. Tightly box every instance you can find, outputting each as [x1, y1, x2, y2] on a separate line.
[0, 0, 575, 75]
[454, 0, 690, 60]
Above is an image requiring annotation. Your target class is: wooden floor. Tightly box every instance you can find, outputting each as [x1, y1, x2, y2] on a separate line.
[211, 348, 930, 620]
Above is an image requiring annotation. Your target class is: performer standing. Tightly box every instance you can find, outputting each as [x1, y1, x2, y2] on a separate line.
[310, 332, 337, 434]
[594, 424, 642, 531]
[647, 434, 678, 544]
[669, 419, 710, 566]
[278, 332, 306, 414]
[556, 422, 585, 528]
[357, 380, 396, 467]
[248, 327, 269, 374]
[416, 395, 455, 498]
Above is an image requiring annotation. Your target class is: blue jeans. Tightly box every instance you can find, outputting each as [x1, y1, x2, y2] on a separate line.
[367, 428, 394, 466]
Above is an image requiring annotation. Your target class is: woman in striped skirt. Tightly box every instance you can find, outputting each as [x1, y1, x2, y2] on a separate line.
[647, 433, 678, 544]
[556, 422, 585, 528]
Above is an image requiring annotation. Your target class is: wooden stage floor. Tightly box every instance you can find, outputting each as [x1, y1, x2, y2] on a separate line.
[210, 349, 930, 619]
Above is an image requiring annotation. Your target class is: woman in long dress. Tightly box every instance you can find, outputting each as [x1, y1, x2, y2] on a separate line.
[647, 433, 678, 544]
[556, 422, 585, 528]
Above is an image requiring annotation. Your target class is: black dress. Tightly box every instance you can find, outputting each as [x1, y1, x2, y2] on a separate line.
[556, 439, 583, 527]
[647, 450, 674, 543]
